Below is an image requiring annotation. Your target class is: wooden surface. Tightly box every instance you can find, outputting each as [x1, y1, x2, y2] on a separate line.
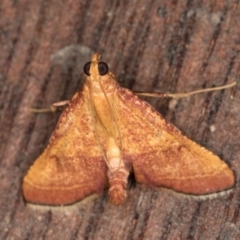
[1, 1, 240, 239]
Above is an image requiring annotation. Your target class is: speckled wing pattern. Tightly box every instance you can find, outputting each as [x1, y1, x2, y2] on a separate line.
[23, 84, 108, 205]
[114, 86, 234, 195]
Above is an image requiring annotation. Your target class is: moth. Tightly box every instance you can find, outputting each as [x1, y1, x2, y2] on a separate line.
[23, 53, 235, 206]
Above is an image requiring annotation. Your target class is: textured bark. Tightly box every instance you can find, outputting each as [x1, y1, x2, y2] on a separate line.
[0, 1, 240, 239]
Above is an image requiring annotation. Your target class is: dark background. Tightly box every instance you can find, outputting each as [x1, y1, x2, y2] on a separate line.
[1, 1, 240, 239]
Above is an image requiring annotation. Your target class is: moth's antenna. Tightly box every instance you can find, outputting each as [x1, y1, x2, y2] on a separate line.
[135, 80, 237, 98]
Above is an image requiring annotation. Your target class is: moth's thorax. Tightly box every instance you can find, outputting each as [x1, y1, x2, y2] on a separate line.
[89, 72, 117, 94]
[88, 74, 119, 136]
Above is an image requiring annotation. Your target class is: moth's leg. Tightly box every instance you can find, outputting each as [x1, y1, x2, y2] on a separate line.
[135, 80, 238, 99]
[52, 100, 70, 107]
[29, 100, 70, 113]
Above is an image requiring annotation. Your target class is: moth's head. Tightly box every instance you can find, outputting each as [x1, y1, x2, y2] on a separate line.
[83, 53, 113, 81]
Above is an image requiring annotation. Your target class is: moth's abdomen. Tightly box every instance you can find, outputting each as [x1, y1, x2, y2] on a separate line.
[108, 169, 128, 205]
[106, 137, 130, 205]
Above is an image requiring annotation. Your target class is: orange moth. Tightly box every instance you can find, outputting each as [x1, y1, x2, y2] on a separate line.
[23, 53, 235, 206]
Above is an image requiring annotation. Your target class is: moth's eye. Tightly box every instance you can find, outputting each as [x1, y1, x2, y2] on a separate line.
[83, 62, 91, 76]
[98, 62, 109, 76]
